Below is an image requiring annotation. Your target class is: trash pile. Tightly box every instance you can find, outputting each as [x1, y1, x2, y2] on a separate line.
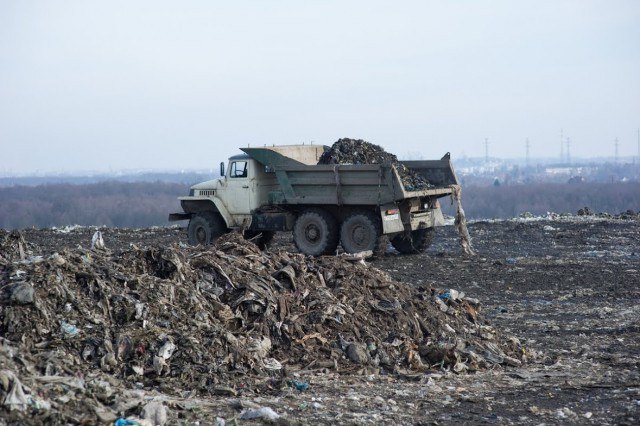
[577, 207, 639, 220]
[318, 138, 433, 191]
[0, 230, 525, 423]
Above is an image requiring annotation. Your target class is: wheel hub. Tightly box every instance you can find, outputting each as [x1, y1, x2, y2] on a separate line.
[196, 226, 207, 243]
[306, 225, 320, 242]
[352, 226, 367, 246]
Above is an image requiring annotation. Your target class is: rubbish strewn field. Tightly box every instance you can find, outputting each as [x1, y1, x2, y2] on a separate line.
[1, 213, 639, 425]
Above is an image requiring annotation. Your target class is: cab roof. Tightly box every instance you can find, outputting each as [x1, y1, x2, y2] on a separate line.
[229, 153, 251, 161]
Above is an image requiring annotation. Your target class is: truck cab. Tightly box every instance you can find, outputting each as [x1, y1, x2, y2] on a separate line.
[170, 145, 325, 246]
[183, 154, 278, 228]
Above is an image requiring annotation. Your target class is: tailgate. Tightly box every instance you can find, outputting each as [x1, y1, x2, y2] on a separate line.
[401, 156, 459, 187]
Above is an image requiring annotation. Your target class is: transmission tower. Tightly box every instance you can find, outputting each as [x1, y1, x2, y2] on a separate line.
[484, 138, 489, 163]
[525, 138, 530, 167]
[566, 138, 571, 164]
[614, 137, 619, 163]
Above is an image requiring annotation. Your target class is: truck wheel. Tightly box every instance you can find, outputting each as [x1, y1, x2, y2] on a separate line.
[293, 209, 339, 256]
[340, 211, 382, 254]
[187, 213, 227, 246]
[391, 228, 434, 254]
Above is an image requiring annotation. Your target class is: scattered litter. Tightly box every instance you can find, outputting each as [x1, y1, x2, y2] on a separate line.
[141, 401, 168, 426]
[60, 321, 79, 337]
[91, 231, 105, 250]
[239, 406, 281, 420]
[287, 380, 309, 391]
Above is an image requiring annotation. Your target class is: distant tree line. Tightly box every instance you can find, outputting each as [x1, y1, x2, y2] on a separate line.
[442, 182, 639, 219]
[0, 182, 188, 229]
[0, 181, 638, 230]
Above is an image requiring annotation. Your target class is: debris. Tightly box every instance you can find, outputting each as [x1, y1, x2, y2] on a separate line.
[346, 343, 370, 365]
[0, 229, 526, 423]
[114, 418, 148, 426]
[287, 380, 309, 391]
[318, 138, 432, 191]
[239, 406, 281, 421]
[1, 370, 29, 412]
[577, 207, 593, 216]
[450, 185, 475, 255]
[91, 231, 106, 250]
[60, 321, 79, 337]
[141, 401, 168, 426]
[9, 283, 34, 305]
[1, 214, 637, 423]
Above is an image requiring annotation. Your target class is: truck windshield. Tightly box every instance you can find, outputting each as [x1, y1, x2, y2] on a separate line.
[230, 161, 248, 178]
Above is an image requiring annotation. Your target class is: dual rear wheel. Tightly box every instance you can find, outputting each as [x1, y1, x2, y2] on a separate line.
[293, 209, 389, 256]
[390, 228, 435, 254]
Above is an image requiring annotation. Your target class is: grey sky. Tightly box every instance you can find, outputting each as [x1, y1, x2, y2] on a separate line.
[1, 0, 639, 175]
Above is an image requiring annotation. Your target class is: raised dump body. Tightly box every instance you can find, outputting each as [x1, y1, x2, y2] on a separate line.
[241, 147, 458, 206]
[170, 144, 460, 256]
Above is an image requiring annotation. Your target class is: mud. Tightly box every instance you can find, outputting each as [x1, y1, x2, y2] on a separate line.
[1, 214, 639, 425]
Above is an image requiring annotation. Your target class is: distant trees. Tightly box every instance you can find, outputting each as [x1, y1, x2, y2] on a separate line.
[443, 182, 640, 219]
[0, 182, 188, 229]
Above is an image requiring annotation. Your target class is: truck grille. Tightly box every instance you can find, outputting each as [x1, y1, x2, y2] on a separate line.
[199, 190, 215, 197]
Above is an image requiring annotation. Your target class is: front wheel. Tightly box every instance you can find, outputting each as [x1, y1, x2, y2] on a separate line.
[293, 209, 339, 256]
[187, 213, 227, 246]
[390, 228, 434, 254]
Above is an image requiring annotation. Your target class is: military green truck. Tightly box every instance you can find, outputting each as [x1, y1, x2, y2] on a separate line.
[169, 144, 459, 256]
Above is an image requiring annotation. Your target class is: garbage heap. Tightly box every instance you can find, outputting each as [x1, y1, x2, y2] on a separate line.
[0, 231, 525, 423]
[318, 138, 433, 191]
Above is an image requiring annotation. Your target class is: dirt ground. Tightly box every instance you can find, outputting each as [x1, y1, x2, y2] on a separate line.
[5, 214, 640, 425]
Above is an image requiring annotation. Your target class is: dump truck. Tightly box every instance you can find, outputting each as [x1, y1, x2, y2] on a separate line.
[169, 144, 460, 256]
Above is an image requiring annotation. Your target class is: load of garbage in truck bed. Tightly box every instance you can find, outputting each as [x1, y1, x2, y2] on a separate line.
[318, 138, 434, 191]
[0, 230, 525, 423]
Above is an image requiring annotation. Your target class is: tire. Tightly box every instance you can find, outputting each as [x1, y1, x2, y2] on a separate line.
[391, 228, 435, 254]
[293, 209, 339, 256]
[340, 211, 382, 254]
[187, 213, 227, 246]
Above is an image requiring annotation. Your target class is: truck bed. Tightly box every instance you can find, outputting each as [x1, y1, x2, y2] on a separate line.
[242, 147, 459, 206]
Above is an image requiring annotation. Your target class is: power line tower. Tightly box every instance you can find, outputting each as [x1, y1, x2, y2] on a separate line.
[566, 138, 571, 164]
[525, 138, 530, 168]
[484, 138, 489, 163]
[614, 137, 619, 163]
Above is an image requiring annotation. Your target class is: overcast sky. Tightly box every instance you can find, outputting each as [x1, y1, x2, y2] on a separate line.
[1, 1, 639, 175]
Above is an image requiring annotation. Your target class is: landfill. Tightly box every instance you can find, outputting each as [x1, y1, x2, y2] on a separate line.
[0, 228, 525, 424]
[317, 138, 433, 191]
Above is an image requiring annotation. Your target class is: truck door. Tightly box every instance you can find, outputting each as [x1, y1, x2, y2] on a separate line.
[225, 160, 253, 217]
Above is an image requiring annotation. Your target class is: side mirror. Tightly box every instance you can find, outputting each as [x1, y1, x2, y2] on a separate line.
[220, 162, 225, 177]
